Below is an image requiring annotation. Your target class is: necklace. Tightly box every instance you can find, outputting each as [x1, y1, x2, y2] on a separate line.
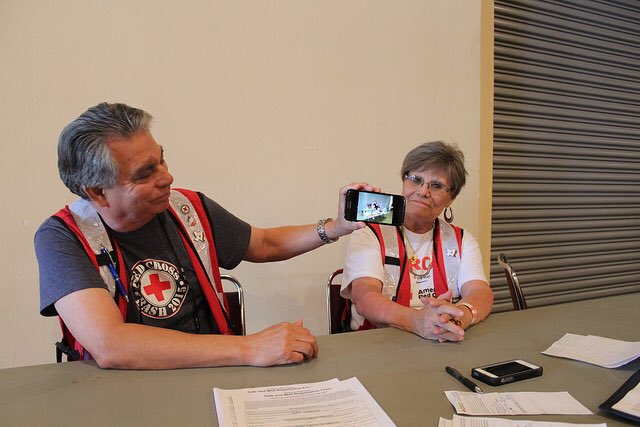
[403, 227, 432, 277]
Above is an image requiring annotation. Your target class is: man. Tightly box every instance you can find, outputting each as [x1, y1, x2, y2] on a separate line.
[35, 102, 377, 369]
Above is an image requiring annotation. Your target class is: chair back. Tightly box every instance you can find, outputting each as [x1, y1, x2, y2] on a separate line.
[220, 274, 246, 335]
[497, 253, 528, 310]
[326, 269, 351, 334]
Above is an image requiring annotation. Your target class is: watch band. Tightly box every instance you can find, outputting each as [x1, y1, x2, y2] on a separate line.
[317, 218, 338, 244]
[457, 302, 478, 324]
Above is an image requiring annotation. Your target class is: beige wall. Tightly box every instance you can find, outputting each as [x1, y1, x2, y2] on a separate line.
[0, 0, 488, 368]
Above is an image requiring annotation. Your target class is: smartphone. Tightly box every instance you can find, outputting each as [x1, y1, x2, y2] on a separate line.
[471, 359, 543, 386]
[344, 189, 405, 226]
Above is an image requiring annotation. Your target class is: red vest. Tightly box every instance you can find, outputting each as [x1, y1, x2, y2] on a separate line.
[53, 188, 232, 361]
[356, 219, 463, 330]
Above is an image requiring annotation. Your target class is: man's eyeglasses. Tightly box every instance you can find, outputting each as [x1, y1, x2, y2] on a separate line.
[403, 174, 452, 195]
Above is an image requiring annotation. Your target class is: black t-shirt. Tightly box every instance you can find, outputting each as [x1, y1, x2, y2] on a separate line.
[107, 215, 218, 333]
[35, 192, 251, 335]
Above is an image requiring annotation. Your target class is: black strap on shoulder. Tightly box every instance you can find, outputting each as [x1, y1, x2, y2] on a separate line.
[384, 256, 400, 266]
[95, 250, 117, 266]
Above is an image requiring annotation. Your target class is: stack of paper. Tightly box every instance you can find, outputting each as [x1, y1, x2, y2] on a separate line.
[442, 392, 600, 427]
[213, 377, 395, 426]
[438, 414, 606, 427]
[444, 391, 592, 416]
[542, 333, 640, 368]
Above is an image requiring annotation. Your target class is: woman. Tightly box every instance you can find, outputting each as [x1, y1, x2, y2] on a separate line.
[341, 141, 493, 342]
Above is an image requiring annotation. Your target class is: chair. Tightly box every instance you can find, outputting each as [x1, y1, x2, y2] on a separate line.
[497, 253, 528, 310]
[220, 274, 246, 335]
[326, 269, 351, 334]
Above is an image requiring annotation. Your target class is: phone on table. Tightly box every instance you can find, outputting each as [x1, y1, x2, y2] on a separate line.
[471, 359, 543, 386]
[344, 189, 405, 227]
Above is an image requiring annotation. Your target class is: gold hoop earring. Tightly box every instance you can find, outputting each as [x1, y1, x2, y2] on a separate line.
[444, 207, 454, 223]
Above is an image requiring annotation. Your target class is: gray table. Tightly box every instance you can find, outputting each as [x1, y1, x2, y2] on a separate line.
[1, 293, 638, 426]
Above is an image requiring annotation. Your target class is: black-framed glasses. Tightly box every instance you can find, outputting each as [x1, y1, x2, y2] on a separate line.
[403, 174, 452, 195]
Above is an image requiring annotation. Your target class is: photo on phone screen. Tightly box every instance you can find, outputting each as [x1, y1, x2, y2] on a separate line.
[344, 189, 405, 226]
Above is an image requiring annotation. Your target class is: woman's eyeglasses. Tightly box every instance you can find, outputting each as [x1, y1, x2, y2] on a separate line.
[403, 174, 452, 195]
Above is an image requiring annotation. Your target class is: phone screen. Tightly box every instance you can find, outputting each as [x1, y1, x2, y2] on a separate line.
[484, 361, 531, 377]
[344, 189, 405, 226]
[473, 359, 542, 385]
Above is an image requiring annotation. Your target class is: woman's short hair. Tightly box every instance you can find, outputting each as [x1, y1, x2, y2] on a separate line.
[57, 102, 153, 199]
[400, 140, 467, 197]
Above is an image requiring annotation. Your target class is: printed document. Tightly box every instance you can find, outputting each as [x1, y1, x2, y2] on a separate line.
[437, 414, 606, 427]
[445, 391, 592, 416]
[542, 333, 640, 368]
[213, 377, 396, 426]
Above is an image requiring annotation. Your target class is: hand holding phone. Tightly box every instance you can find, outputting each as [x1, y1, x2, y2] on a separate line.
[344, 189, 405, 227]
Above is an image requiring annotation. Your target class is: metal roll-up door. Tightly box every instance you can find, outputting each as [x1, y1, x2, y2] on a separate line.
[491, 0, 640, 312]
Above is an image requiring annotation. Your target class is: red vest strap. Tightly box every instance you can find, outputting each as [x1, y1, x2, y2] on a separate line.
[358, 222, 464, 332]
[53, 207, 127, 361]
[454, 226, 464, 255]
[55, 208, 98, 268]
[112, 240, 129, 319]
[173, 230, 231, 335]
[432, 219, 448, 297]
[54, 208, 129, 319]
[170, 188, 231, 335]
[393, 232, 411, 307]
[53, 209, 90, 361]
[362, 224, 409, 330]
[432, 219, 463, 297]
[367, 223, 387, 266]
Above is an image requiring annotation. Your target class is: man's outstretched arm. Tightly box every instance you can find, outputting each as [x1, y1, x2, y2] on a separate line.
[55, 287, 318, 369]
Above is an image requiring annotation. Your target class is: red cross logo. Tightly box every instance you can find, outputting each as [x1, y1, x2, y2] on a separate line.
[143, 273, 171, 302]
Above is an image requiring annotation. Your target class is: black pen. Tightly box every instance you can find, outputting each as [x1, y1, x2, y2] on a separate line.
[445, 366, 483, 393]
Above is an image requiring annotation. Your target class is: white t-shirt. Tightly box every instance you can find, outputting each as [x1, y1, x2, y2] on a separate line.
[341, 225, 487, 330]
